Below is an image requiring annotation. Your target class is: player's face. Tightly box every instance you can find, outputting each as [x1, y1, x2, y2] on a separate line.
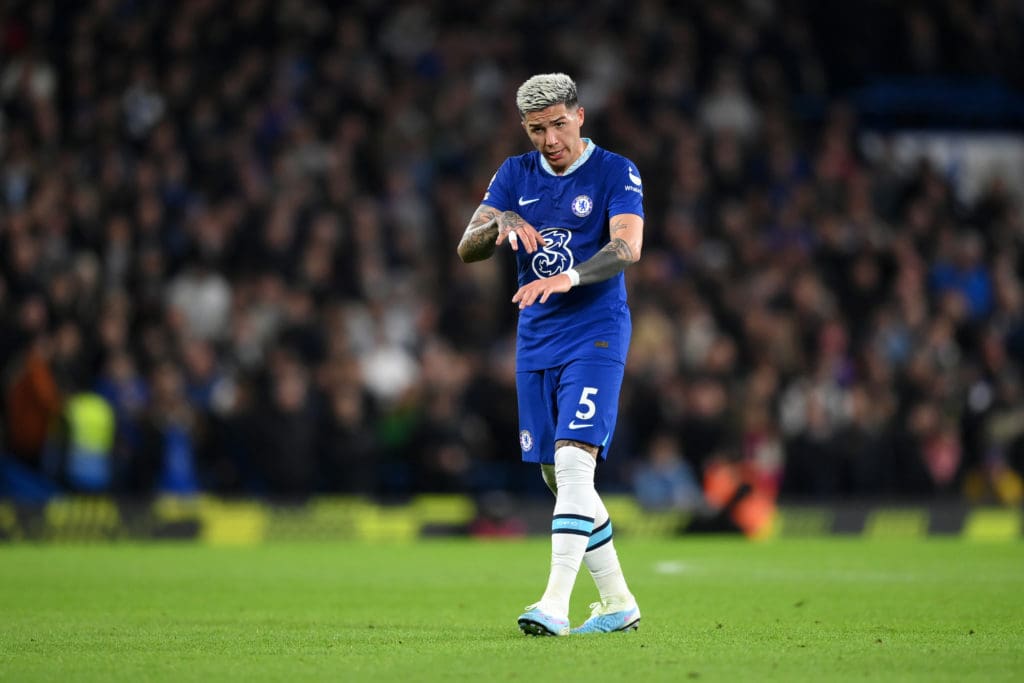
[522, 104, 585, 173]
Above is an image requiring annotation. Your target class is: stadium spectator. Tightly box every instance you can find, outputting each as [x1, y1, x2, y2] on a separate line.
[632, 432, 704, 511]
[4, 334, 61, 467]
[0, 0, 1022, 507]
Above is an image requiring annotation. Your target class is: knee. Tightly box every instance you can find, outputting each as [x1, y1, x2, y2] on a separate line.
[554, 445, 596, 486]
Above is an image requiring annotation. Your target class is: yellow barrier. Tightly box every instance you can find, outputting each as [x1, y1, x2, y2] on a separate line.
[0, 496, 1021, 544]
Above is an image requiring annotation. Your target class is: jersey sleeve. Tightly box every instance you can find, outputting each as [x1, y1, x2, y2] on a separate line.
[480, 158, 515, 212]
[607, 156, 645, 218]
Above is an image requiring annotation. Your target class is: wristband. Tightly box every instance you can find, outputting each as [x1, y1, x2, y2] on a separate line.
[564, 268, 580, 287]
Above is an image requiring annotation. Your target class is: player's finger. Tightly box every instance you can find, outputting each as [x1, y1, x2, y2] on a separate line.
[520, 230, 538, 253]
[524, 229, 540, 250]
[508, 230, 519, 250]
[526, 229, 547, 248]
[539, 289, 551, 304]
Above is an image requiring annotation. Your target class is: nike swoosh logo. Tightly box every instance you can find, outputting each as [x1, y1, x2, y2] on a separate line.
[627, 169, 642, 186]
[568, 421, 593, 430]
[518, 197, 541, 206]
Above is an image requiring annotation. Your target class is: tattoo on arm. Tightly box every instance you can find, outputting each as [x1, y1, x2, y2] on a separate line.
[457, 209, 530, 263]
[610, 219, 629, 237]
[457, 206, 501, 262]
[575, 237, 635, 285]
[498, 211, 525, 232]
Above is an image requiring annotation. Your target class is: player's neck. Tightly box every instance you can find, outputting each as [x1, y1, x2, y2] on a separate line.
[547, 139, 590, 177]
[557, 139, 587, 175]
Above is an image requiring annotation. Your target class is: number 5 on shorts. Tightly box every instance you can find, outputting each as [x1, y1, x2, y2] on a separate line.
[576, 387, 598, 420]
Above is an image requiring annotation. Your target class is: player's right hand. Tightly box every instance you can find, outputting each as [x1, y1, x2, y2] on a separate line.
[495, 215, 547, 253]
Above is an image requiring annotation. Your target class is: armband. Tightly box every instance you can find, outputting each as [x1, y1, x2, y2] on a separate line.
[564, 268, 581, 287]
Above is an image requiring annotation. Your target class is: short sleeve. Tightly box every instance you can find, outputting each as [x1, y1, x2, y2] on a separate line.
[607, 158, 645, 218]
[481, 159, 515, 213]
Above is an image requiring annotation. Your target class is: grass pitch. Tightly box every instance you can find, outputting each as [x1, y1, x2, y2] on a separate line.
[1, 537, 1021, 682]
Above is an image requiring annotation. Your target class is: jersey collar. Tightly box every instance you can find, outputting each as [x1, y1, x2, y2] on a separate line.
[539, 138, 595, 177]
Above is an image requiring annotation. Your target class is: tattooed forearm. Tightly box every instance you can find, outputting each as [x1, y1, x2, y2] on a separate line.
[457, 208, 532, 262]
[574, 237, 635, 285]
[457, 207, 501, 262]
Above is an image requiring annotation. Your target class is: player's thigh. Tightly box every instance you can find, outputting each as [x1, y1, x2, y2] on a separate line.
[553, 358, 625, 455]
[516, 369, 556, 464]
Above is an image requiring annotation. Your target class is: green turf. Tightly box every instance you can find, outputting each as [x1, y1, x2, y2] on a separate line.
[0, 538, 1021, 682]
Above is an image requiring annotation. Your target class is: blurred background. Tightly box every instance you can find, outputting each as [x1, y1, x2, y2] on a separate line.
[2, 0, 1024, 526]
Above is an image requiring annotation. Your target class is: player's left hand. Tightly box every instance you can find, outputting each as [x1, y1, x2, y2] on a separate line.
[512, 273, 573, 309]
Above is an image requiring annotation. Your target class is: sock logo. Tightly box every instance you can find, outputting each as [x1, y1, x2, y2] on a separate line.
[552, 513, 595, 536]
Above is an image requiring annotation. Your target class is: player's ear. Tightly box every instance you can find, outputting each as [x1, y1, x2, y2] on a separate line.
[575, 106, 585, 127]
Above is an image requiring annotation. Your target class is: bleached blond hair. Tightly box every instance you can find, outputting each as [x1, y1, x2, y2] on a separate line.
[515, 73, 579, 117]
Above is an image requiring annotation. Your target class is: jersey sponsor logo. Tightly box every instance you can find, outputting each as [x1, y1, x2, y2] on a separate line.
[531, 227, 574, 279]
[519, 429, 534, 452]
[568, 420, 594, 430]
[518, 196, 541, 206]
[624, 184, 642, 194]
[628, 167, 642, 185]
[571, 194, 593, 217]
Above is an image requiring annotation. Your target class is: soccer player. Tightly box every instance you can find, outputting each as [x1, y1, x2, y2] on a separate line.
[457, 73, 643, 636]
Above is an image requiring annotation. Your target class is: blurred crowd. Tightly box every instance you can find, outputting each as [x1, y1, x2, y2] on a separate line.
[2, 0, 1024, 506]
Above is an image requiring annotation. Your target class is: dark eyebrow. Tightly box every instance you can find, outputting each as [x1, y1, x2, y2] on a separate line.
[529, 116, 567, 129]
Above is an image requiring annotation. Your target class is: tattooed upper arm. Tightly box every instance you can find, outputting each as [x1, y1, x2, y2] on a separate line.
[608, 213, 644, 261]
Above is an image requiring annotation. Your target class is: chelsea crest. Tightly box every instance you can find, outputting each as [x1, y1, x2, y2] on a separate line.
[519, 430, 534, 452]
[571, 194, 593, 217]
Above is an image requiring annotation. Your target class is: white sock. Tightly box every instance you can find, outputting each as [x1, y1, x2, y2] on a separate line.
[585, 493, 634, 606]
[541, 464, 633, 608]
[538, 446, 597, 620]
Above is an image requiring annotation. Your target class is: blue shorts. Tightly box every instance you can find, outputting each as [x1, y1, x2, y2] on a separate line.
[516, 358, 625, 464]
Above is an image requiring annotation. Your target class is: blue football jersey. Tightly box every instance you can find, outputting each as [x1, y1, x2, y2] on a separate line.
[481, 140, 645, 371]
